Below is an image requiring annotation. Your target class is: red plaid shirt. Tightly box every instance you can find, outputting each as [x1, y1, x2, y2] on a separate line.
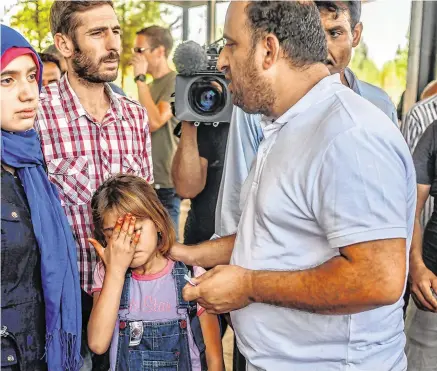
[35, 75, 153, 294]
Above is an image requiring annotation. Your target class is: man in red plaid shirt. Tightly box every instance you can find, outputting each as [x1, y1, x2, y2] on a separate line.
[34, 1, 153, 369]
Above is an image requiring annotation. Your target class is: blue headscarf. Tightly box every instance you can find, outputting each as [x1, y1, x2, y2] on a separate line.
[1, 25, 82, 370]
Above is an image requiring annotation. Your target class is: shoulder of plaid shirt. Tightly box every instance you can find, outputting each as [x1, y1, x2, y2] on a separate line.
[34, 76, 154, 295]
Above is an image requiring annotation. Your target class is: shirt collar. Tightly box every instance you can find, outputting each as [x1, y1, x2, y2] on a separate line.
[261, 74, 343, 139]
[59, 74, 124, 123]
[344, 67, 361, 95]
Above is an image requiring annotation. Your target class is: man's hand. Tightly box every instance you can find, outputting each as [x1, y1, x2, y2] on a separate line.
[409, 261, 437, 312]
[169, 242, 196, 266]
[88, 214, 140, 278]
[131, 53, 148, 78]
[182, 265, 254, 314]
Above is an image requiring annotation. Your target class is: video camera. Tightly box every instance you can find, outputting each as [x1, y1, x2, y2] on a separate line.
[173, 38, 233, 124]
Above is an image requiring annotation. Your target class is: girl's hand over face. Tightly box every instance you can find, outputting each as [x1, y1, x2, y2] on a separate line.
[89, 214, 141, 278]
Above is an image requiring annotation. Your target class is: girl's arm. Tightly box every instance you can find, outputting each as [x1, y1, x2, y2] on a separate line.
[88, 215, 139, 354]
[199, 312, 224, 371]
[87, 271, 125, 354]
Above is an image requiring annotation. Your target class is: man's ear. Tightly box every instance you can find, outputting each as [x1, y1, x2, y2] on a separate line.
[262, 34, 280, 70]
[54, 33, 74, 59]
[352, 22, 363, 48]
[156, 45, 166, 59]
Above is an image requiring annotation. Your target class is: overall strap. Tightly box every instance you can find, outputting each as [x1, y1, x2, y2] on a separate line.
[172, 262, 207, 370]
[171, 261, 196, 314]
[119, 270, 132, 310]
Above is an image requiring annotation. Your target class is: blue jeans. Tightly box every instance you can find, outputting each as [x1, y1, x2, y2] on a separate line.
[156, 188, 181, 239]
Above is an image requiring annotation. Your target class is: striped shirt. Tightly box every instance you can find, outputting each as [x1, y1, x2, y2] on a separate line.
[35, 74, 153, 294]
[401, 95, 437, 227]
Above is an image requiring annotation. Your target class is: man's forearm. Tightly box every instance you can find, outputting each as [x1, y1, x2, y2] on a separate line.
[172, 122, 205, 198]
[410, 218, 425, 266]
[250, 252, 404, 315]
[174, 234, 236, 268]
[136, 82, 168, 132]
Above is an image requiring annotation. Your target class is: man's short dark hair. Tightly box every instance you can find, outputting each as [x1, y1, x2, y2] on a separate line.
[245, 1, 327, 69]
[315, 1, 362, 29]
[50, 1, 114, 38]
[39, 52, 62, 73]
[136, 26, 174, 58]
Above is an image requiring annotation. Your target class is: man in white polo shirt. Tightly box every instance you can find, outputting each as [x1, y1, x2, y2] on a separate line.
[176, 1, 416, 370]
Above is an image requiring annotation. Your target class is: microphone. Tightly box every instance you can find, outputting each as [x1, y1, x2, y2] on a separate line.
[173, 41, 208, 76]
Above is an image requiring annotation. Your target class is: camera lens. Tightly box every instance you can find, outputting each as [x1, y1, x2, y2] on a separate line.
[198, 89, 217, 111]
[189, 77, 226, 116]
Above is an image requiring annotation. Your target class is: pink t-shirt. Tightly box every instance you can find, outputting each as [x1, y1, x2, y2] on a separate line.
[92, 259, 206, 371]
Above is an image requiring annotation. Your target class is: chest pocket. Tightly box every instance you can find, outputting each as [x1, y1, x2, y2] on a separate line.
[122, 154, 148, 178]
[1, 201, 22, 244]
[1, 200, 40, 307]
[47, 155, 92, 206]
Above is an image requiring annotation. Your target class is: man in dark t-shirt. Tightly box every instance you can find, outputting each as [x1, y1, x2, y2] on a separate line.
[172, 121, 229, 244]
[406, 119, 437, 368]
[132, 26, 180, 235]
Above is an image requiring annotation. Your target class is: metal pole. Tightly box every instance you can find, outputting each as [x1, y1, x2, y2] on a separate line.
[404, 0, 423, 114]
[182, 6, 189, 41]
[404, 0, 437, 114]
[418, 0, 437, 94]
[206, 0, 217, 44]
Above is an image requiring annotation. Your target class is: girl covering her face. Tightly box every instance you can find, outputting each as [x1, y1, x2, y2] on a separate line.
[88, 174, 224, 371]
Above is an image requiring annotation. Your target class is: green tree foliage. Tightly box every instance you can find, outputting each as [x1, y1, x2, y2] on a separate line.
[349, 40, 381, 87]
[9, 0, 54, 52]
[380, 43, 409, 104]
[350, 38, 409, 105]
[8, 0, 163, 89]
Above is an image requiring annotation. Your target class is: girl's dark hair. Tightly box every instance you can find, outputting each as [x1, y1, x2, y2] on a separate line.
[91, 174, 176, 255]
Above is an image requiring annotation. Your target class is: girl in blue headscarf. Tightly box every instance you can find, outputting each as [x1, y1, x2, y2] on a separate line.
[1, 25, 82, 370]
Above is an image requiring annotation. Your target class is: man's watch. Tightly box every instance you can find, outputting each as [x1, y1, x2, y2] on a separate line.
[134, 74, 146, 83]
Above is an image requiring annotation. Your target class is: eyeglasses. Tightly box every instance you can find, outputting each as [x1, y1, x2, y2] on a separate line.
[132, 47, 152, 54]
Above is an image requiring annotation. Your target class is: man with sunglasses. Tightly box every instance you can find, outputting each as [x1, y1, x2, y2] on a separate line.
[132, 26, 181, 236]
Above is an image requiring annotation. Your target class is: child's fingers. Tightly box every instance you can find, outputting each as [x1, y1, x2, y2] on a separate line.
[88, 238, 106, 264]
[131, 230, 141, 249]
[111, 217, 124, 241]
[125, 216, 136, 244]
[117, 214, 132, 242]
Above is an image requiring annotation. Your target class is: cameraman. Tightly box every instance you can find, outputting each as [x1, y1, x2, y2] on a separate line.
[132, 26, 181, 234]
[172, 121, 229, 245]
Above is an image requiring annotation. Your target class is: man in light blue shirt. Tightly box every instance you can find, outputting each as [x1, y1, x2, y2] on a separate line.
[180, 2, 415, 370]
[215, 1, 398, 238]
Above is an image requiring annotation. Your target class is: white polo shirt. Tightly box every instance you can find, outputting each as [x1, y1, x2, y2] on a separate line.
[230, 74, 416, 371]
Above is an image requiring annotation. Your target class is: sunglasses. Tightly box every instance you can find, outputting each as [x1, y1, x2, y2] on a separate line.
[132, 47, 153, 54]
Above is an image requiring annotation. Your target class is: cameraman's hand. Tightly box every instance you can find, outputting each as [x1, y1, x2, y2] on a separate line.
[131, 53, 148, 77]
[409, 259, 437, 312]
[89, 214, 140, 278]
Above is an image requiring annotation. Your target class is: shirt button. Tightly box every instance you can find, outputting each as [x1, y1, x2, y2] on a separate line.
[7, 355, 15, 362]
[11, 212, 18, 218]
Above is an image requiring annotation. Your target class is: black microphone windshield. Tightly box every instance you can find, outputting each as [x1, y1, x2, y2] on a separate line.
[173, 41, 208, 76]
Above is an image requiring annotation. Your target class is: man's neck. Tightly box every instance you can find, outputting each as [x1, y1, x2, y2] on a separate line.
[271, 63, 330, 119]
[340, 69, 350, 88]
[66, 71, 111, 123]
[150, 62, 172, 80]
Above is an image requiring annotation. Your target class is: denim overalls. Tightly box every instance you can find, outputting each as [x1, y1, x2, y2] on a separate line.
[114, 261, 206, 371]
